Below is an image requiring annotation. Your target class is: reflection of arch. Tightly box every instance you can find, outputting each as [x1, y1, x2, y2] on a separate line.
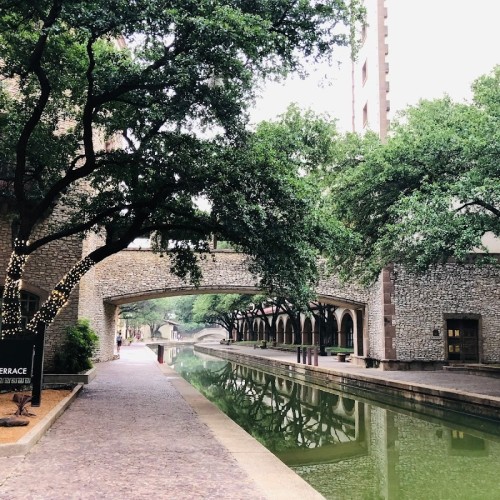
[342, 397, 356, 416]
[284, 318, 293, 344]
[276, 377, 285, 391]
[340, 311, 354, 348]
[302, 317, 312, 345]
[330, 393, 340, 410]
[300, 384, 310, 402]
[277, 318, 285, 344]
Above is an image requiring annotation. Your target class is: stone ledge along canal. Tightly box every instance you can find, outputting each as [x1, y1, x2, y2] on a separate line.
[150, 345, 500, 500]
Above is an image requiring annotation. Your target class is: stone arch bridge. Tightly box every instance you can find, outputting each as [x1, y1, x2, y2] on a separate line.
[80, 249, 374, 364]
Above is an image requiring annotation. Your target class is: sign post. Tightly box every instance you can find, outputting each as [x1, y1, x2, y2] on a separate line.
[31, 324, 46, 407]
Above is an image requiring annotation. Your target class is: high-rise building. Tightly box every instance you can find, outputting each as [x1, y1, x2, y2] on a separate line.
[352, 0, 500, 139]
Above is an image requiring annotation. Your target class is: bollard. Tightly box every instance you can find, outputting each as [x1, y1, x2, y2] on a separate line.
[314, 347, 318, 366]
[157, 344, 164, 364]
[307, 348, 312, 365]
[302, 347, 307, 364]
[297, 347, 301, 363]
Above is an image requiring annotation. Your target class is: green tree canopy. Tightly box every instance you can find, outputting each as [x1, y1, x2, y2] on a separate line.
[192, 293, 254, 335]
[0, 0, 364, 336]
[327, 66, 500, 282]
[119, 298, 172, 336]
[120, 296, 207, 334]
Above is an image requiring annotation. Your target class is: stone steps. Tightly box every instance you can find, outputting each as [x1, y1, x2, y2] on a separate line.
[443, 364, 500, 378]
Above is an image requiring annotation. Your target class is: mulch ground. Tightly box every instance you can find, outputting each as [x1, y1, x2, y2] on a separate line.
[0, 389, 71, 444]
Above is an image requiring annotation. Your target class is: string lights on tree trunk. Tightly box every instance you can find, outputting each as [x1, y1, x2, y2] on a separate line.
[1, 239, 29, 339]
[27, 256, 95, 335]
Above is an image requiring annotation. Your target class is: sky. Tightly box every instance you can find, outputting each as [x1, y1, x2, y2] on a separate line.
[249, 51, 353, 131]
[249, 0, 500, 133]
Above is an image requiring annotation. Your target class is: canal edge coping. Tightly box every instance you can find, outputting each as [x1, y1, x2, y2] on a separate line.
[151, 349, 325, 500]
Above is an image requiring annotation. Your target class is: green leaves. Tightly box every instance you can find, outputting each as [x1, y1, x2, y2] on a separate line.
[326, 66, 500, 281]
[53, 319, 99, 373]
[0, 0, 365, 331]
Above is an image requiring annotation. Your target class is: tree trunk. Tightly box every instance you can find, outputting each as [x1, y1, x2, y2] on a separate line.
[26, 256, 95, 335]
[1, 246, 29, 338]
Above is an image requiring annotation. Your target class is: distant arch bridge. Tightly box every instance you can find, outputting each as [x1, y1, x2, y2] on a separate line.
[82, 249, 371, 362]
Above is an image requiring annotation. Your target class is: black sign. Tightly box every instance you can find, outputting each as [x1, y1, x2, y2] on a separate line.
[0, 338, 34, 386]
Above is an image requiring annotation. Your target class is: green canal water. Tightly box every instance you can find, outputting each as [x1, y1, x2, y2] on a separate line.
[156, 345, 500, 500]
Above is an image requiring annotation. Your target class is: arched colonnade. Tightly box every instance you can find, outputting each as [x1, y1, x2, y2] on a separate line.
[236, 305, 362, 352]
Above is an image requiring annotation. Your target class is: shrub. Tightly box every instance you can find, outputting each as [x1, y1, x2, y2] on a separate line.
[12, 393, 35, 417]
[54, 319, 99, 373]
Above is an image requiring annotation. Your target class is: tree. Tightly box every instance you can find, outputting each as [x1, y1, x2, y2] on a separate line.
[192, 293, 253, 338]
[120, 296, 207, 335]
[166, 296, 198, 326]
[327, 66, 500, 281]
[119, 298, 173, 338]
[308, 300, 337, 352]
[0, 1, 364, 338]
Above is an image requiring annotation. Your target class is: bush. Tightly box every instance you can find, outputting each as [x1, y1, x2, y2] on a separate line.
[54, 320, 99, 373]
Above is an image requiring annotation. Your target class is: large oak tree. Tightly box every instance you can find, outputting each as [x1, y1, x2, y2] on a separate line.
[325, 67, 500, 282]
[0, 1, 363, 337]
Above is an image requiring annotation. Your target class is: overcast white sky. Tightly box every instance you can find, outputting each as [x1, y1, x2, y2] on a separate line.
[250, 0, 500, 132]
[249, 49, 353, 131]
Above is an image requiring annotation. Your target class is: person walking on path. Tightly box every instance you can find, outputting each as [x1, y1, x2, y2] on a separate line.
[116, 331, 122, 353]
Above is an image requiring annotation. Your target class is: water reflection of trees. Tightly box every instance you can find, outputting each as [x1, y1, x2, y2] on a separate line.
[178, 360, 357, 453]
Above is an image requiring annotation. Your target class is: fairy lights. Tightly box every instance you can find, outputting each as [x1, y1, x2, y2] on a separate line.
[27, 256, 95, 334]
[1, 240, 29, 339]
[1, 242, 95, 338]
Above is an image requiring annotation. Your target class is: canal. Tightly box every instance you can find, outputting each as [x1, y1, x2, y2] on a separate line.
[154, 345, 500, 500]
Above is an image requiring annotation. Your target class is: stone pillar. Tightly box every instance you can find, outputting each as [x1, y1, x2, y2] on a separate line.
[382, 265, 396, 359]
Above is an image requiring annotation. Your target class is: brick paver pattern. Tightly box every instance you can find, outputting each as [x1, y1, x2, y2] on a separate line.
[0, 344, 266, 500]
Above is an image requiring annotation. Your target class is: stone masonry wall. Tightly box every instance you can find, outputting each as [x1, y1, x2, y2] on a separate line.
[366, 276, 385, 359]
[78, 231, 111, 361]
[0, 212, 83, 369]
[393, 262, 500, 362]
[94, 249, 261, 303]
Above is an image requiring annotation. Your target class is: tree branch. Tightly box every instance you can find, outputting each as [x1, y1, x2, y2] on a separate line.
[456, 199, 500, 218]
[15, 0, 63, 217]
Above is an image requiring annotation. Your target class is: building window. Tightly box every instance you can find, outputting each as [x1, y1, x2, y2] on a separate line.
[363, 103, 368, 128]
[0, 288, 40, 333]
[362, 61, 368, 85]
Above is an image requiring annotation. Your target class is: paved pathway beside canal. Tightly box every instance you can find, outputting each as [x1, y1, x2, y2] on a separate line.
[2, 341, 500, 500]
[0, 344, 322, 500]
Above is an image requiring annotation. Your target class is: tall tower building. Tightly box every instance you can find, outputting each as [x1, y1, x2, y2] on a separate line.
[352, 0, 500, 139]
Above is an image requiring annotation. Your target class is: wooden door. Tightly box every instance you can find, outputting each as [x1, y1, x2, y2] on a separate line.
[447, 319, 479, 362]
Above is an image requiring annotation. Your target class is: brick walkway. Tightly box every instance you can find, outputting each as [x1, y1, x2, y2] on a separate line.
[3, 342, 499, 499]
[0, 344, 271, 500]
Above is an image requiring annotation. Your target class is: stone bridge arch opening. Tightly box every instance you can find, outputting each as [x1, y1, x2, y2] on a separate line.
[87, 249, 368, 362]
